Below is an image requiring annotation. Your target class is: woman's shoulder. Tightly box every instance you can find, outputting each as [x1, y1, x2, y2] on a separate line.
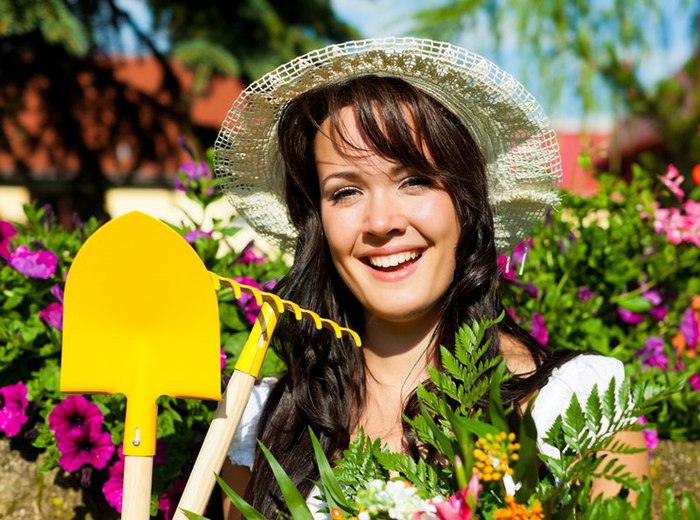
[226, 377, 277, 468]
[531, 355, 625, 430]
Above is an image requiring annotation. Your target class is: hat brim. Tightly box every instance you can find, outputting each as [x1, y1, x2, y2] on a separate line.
[214, 37, 561, 252]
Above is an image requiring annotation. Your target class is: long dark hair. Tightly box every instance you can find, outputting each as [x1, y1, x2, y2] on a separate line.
[243, 76, 576, 517]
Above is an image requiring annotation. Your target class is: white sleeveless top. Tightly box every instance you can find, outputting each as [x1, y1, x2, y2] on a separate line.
[227, 355, 626, 517]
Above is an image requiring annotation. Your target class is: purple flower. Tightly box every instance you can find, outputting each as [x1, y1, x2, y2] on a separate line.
[649, 305, 668, 321]
[497, 254, 515, 280]
[232, 276, 264, 324]
[0, 220, 17, 260]
[174, 160, 214, 195]
[680, 308, 699, 350]
[512, 238, 533, 266]
[641, 289, 662, 306]
[158, 479, 187, 520]
[530, 312, 549, 346]
[102, 457, 124, 513]
[50, 284, 64, 302]
[635, 336, 669, 370]
[237, 243, 264, 265]
[49, 395, 103, 440]
[577, 286, 592, 302]
[430, 472, 479, 520]
[263, 279, 277, 292]
[40, 302, 63, 331]
[56, 421, 115, 472]
[642, 429, 659, 458]
[8, 245, 57, 279]
[506, 306, 519, 322]
[182, 229, 212, 244]
[688, 373, 700, 391]
[0, 382, 29, 437]
[220, 348, 227, 371]
[618, 307, 643, 325]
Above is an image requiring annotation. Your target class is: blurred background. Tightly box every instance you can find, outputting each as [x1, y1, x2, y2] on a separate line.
[0, 0, 698, 232]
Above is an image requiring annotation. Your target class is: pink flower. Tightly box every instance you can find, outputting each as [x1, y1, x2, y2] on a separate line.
[183, 229, 212, 244]
[577, 287, 592, 302]
[102, 457, 124, 513]
[430, 473, 479, 520]
[680, 308, 699, 350]
[643, 429, 659, 457]
[530, 313, 548, 346]
[232, 276, 264, 324]
[220, 348, 227, 370]
[497, 255, 515, 280]
[0, 382, 29, 437]
[649, 305, 668, 321]
[50, 283, 64, 302]
[618, 307, 643, 325]
[8, 245, 57, 279]
[506, 307, 519, 322]
[0, 220, 17, 260]
[237, 243, 264, 265]
[158, 479, 187, 520]
[688, 373, 700, 391]
[49, 395, 103, 440]
[659, 164, 685, 201]
[40, 302, 63, 331]
[635, 336, 668, 370]
[56, 421, 115, 472]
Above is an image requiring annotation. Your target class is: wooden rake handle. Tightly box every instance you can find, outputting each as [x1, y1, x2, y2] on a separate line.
[173, 275, 361, 519]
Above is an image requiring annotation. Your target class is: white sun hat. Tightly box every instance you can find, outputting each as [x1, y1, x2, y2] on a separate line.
[214, 37, 561, 253]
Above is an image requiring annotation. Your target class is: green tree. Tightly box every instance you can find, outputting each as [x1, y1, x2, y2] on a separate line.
[413, 1, 700, 173]
[0, 0, 358, 221]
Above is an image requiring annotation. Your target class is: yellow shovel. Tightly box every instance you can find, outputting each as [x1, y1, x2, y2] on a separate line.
[61, 212, 221, 519]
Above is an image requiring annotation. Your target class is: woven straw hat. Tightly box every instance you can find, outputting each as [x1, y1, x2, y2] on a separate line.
[214, 37, 561, 252]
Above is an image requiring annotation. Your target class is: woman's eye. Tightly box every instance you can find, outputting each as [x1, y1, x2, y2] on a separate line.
[401, 175, 434, 189]
[329, 186, 360, 202]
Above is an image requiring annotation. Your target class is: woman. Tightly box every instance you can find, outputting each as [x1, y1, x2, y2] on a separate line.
[214, 38, 648, 519]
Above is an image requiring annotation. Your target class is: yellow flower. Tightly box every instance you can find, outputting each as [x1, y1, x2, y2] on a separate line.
[472, 432, 520, 481]
[493, 495, 544, 519]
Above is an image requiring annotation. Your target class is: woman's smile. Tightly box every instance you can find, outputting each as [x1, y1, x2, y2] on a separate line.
[315, 107, 460, 325]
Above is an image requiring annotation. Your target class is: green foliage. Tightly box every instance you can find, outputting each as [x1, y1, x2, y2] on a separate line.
[0, 146, 288, 515]
[501, 164, 700, 440]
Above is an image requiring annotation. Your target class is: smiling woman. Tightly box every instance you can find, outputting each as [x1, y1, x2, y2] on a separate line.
[213, 38, 648, 519]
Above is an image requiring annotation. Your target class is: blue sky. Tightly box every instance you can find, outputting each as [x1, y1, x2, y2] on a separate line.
[330, 0, 696, 126]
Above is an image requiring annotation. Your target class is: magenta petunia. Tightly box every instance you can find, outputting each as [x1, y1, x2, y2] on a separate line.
[56, 421, 115, 472]
[102, 457, 124, 513]
[688, 373, 700, 392]
[642, 428, 659, 458]
[635, 336, 668, 370]
[237, 243, 264, 265]
[641, 289, 662, 306]
[220, 348, 227, 370]
[618, 307, 643, 325]
[659, 164, 685, 201]
[158, 478, 187, 520]
[680, 308, 699, 350]
[0, 220, 17, 260]
[530, 312, 549, 346]
[183, 229, 213, 244]
[50, 283, 64, 302]
[49, 395, 103, 440]
[40, 302, 63, 331]
[8, 245, 57, 279]
[497, 254, 515, 281]
[232, 276, 264, 324]
[512, 238, 533, 266]
[0, 382, 29, 437]
[649, 305, 668, 321]
[577, 286, 592, 302]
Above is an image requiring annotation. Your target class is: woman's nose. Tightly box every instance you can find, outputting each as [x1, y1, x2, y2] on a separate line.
[364, 193, 408, 237]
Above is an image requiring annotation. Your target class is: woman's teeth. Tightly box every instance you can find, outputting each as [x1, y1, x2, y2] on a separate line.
[368, 251, 420, 269]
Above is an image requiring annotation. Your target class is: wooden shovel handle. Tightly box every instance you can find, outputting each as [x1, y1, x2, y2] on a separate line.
[174, 371, 256, 519]
[122, 456, 153, 520]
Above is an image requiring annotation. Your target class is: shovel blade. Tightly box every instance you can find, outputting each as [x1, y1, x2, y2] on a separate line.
[61, 211, 220, 455]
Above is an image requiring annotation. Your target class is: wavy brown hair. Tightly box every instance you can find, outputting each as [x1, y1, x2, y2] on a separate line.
[242, 76, 576, 517]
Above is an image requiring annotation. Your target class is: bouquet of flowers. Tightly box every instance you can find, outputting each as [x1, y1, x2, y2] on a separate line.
[185, 317, 698, 519]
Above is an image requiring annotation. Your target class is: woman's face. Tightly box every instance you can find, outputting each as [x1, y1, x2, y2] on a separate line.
[315, 106, 460, 327]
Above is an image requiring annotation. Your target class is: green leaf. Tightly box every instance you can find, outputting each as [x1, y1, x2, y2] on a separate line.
[488, 361, 509, 432]
[514, 399, 539, 498]
[258, 441, 314, 520]
[215, 474, 266, 520]
[308, 427, 350, 511]
[615, 294, 652, 312]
